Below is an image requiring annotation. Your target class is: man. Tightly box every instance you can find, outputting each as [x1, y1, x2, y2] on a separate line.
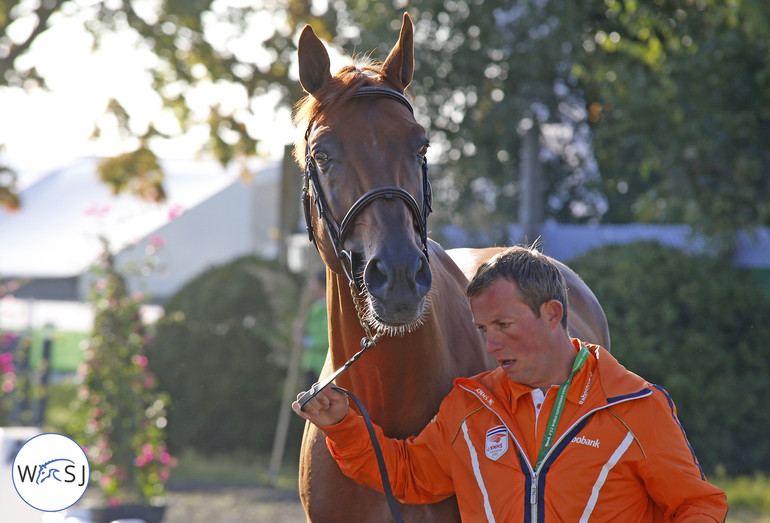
[301, 269, 328, 389]
[293, 245, 728, 521]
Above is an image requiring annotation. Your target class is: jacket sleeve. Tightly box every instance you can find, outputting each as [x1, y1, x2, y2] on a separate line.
[637, 386, 728, 521]
[320, 405, 456, 504]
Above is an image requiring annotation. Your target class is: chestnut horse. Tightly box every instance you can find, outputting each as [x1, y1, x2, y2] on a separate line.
[294, 14, 610, 522]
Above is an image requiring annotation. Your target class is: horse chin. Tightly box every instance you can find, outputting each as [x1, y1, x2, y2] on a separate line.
[363, 291, 432, 337]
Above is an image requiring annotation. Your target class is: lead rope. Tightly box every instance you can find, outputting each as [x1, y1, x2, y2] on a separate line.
[299, 281, 405, 523]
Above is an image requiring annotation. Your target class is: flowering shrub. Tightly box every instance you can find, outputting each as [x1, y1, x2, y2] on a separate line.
[72, 243, 175, 507]
[0, 331, 34, 426]
[0, 334, 19, 422]
[1, 334, 17, 392]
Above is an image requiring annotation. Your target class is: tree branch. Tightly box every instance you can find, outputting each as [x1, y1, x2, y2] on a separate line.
[0, 0, 67, 86]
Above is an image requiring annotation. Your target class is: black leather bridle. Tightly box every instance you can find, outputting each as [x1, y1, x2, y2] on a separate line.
[301, 86, 433, 290]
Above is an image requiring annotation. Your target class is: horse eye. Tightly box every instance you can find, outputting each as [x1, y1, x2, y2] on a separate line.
[313, 152, 328, 163]
[418, 144, 429, 157]
[313, 151, 329, 171]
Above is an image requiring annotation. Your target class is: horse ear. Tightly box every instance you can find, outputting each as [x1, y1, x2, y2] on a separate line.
[298, 25, 332, 96]
[382, 13, 414, 92]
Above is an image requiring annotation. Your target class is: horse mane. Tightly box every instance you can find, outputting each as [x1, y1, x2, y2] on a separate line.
[292, 62, 391, 166]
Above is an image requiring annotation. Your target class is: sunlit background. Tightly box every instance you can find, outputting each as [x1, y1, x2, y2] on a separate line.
[1, 1, 769, 521]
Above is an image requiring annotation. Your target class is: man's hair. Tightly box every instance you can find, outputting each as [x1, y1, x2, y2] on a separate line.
[466, 245, 569, 329]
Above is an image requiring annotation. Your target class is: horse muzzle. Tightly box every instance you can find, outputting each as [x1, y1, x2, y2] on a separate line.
[361, 245, 433, 330]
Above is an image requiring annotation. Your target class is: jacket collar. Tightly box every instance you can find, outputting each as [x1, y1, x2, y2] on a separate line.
[455, 339, 650, 411]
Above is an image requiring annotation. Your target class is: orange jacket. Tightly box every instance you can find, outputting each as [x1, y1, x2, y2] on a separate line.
[322, 340, 728, 521]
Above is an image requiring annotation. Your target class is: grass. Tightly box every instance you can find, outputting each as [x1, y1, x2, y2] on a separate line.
[44, 380, 80, 431]
[168, 449, 300, 491]
[713, 472, 770, 523]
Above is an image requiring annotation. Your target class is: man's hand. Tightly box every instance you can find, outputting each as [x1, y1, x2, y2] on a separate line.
[292, 384, 349, 426]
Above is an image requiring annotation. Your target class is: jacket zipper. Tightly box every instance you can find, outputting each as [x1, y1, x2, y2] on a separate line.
[460, 383, 652, 522]
[527, 392, 653, 522]
[530, 479, 538, 523]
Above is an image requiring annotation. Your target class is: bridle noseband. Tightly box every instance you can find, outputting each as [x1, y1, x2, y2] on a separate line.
[302, 86, 433, 291]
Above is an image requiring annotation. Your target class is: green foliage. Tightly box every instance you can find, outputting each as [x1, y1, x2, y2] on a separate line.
[714, 471, 770, 515]
[570, 242, 770, 476]
[3, 1, 768, 239]
[146, 256, 300, 455]
[169, 449, 299, 490]
[0, 332, 36, 425]
[71, 243, 174, 507]
[97, 147, 166, 203]
[44, 381, 79, 434]
[325, 1, 606, 231]
[0, 161, 19, 210]
[579, 0, 770, 244]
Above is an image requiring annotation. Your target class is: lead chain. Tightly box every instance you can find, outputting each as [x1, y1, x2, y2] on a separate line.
[348, 279, 383, 349]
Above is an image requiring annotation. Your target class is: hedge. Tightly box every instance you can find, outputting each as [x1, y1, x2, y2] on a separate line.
[569, 242, 770, 476]
[146, 256, 302, 455]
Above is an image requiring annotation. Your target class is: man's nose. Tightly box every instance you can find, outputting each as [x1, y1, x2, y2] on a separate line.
[484, 332, 502, 354]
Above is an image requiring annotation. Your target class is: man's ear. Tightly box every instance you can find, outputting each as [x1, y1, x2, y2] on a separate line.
[541, 300, 564, 328]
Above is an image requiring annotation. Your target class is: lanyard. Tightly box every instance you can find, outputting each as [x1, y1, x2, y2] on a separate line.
[534, 344, 590, 470]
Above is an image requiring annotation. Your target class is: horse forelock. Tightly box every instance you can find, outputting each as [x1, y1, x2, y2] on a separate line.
[292, 63, 393, 167]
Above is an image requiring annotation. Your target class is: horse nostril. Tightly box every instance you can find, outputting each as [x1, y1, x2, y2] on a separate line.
[364, 258, 390, 297]
[413, 256, 432, 296]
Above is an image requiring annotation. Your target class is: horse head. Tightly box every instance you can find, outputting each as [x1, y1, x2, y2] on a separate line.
[295, 14, 433, 335]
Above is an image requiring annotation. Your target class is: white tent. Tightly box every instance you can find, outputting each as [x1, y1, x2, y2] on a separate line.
[0, 157, 282, 330]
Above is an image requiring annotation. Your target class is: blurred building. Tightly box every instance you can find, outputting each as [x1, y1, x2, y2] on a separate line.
[0, 157, 282, 331]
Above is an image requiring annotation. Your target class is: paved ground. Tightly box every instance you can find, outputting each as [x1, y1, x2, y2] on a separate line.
[164, 485, 306, 523]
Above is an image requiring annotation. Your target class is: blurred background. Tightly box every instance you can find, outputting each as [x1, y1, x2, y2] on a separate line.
[1, 1, 769, 521]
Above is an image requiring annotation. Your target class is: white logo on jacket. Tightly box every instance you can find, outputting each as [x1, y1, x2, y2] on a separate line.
[571, 435, 600, 448]
[485, 425, 509, 460]
[475, 388, 494, 406]
[579, 372, 593, 404]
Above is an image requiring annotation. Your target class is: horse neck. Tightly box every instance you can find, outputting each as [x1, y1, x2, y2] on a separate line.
[324, 258, 491, 437]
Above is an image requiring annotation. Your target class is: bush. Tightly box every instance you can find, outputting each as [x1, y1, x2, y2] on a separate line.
[72, 245, 174, 506]
[569, 242, 770, 476]
[147, 256, 300, 455]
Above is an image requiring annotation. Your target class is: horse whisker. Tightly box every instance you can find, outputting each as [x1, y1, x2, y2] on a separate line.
[358, 287, 432, 338]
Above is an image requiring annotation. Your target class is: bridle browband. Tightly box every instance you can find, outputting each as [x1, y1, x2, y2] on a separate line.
[302, 85, 433, 291]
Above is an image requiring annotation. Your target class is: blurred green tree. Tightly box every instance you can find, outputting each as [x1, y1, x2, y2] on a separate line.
[2, 1, 768, 250]
[577, 0, 770, 251]
[570, 242, 770, 476]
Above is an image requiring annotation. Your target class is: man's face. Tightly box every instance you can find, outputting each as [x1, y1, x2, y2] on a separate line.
[470, 278, 560, 390]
